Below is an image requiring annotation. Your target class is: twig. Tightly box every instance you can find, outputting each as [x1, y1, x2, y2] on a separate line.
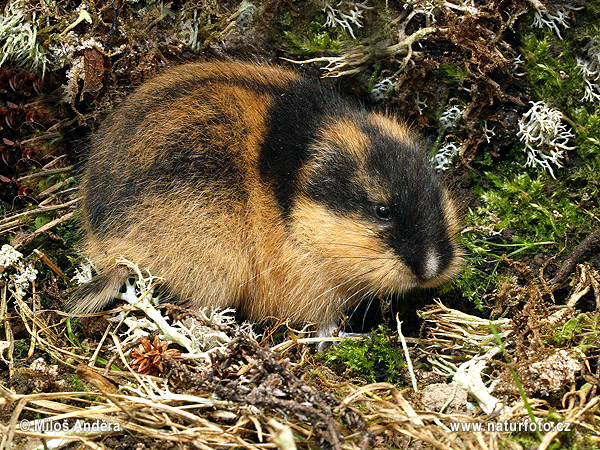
[19, 132, 61, 146]
[0, 198, 79, 227]
[37, 176, 76, 199]
[33, 249, 67, 279]
[17, 166, 74, 182]
[13, 211, 75, 249]
[551, 227, 600, 285]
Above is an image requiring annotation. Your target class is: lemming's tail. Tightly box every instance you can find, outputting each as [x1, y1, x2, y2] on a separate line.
[67, 265, 129, 314]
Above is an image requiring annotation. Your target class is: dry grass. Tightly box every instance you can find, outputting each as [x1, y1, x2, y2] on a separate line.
[0, 247, 599, 450]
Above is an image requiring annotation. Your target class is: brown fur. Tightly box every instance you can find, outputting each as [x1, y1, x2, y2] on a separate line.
[73, 61, 462, 332]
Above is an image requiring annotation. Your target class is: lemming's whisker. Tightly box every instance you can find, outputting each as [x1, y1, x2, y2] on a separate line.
[339, 282, 371, 312]
[296, 267, 378, 316]
[238, 265, 277, 288]
[238, 251, 300, 289]
[360, 296, 377, 331]
[322, 242, 382, 253]
[324, 255, 396, 261]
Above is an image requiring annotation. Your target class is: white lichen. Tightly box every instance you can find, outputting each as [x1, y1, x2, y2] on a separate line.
[179, 10, 204, 51]
[101, 257, 257, 362]
[531, 3, 581, 40]
[323, 1, 371, 39]
[404, 0, 480, 21]
[235, 1, 256, 27]
[13, 264, 38, 299]
[0, 244, 37, 299]
[453, 346, 504, 415]
[415, 92, 428, 115]
[439, 103, 465, 130]
[483, 120, 496, 143]
[58, 37, 106, 104]
[370, 76, 396, 101]
[517, 101, 575, 178]
[72, 261, 94, 285]
[433, 140, 461, 171]
[577, 42, 600, 103]
[0, 244, 23, 274]
[513, 53, 526, 77]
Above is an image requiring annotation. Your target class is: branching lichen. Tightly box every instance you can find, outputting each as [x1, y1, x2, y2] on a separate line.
[370, 76, 396, 101]
[0, 245, 37, 299]
[322, 1, 371, 39]
[517, 101, 575, 178]
[439, 103, 465, 130]
[531, 2, 580, 39]
[434, 140, 461, 172]
[577, 42, 600, 103]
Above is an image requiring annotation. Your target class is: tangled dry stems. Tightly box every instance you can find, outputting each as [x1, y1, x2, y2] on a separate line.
[0, 258, 599, 450]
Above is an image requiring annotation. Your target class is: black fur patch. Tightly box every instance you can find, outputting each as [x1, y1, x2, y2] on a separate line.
[84, 163, 137, 235]
[259, 79, 355, 217]
[361, 123, 454, 279]
[86, 114, 249, 235]
[145, 116, 247, 195]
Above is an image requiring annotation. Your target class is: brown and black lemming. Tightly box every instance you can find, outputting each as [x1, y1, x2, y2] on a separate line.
[72, 61, 462, 335]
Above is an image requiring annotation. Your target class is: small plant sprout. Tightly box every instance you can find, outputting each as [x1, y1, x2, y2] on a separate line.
[0, 245, 37, 299]
[530, 2, 581, 40]
[323, 1, 372, 39]
[517, 101, 575, 178]
[433, 140, 461, 171]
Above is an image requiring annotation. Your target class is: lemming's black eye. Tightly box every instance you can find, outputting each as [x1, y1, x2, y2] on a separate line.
[375, 204, 391, 221]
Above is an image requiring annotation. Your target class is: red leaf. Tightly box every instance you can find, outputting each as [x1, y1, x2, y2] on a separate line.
[3, 138, 15, 146]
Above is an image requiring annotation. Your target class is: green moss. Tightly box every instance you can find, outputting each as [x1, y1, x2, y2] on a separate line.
[277, 6, 347, 57]
[553, 312, 600, 355]
[520, 25, 600, 159]
[319, 326, 406, 384]
[444, 151, 598, 308]
[66, 374, 88, 391]
[521, 33, 586, 110]
[12, 340, 30, 360]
